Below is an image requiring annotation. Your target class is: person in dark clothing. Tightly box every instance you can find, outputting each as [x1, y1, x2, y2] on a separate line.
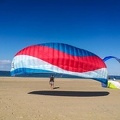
[49, 75, 54, 89]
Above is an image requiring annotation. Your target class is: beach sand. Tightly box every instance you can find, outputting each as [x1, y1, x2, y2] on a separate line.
[0, 77, 120, 120]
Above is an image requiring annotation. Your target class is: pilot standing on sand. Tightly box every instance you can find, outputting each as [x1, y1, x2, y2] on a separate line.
[49, 75, 55, 89]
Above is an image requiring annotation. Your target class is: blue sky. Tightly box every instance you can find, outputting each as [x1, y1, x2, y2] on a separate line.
[0, 0, 120, 75]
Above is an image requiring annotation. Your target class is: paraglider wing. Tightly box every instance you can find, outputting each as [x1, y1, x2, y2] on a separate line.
[107, 80, 120, 89]
[11, 43, 108, 84]
[103, 56, 120, 63]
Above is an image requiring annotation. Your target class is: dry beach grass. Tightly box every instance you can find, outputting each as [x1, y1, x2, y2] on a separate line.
[0, 77, 120, 120]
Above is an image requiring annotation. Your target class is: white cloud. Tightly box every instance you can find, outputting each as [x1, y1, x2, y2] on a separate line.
[0, 60, 11, 71]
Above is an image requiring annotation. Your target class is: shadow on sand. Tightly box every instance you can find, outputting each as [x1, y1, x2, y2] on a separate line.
[53, 86, 60, 89]
[28, 90, 109, 97]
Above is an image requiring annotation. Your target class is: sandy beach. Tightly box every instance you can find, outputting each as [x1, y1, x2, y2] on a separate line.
[0, 77, 120, 120]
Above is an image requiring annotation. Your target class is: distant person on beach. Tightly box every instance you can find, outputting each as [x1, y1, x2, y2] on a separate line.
[49, 75, 55, 89]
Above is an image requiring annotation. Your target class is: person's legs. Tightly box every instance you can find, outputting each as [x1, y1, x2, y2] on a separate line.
[50, 82, 54, 89]
[52, 83, 54, 89]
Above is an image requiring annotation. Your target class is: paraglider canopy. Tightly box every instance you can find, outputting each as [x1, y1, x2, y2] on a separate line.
[11, 43, 108, 84]
[103, 56, 120, 63]
[103, 56, 120, 75]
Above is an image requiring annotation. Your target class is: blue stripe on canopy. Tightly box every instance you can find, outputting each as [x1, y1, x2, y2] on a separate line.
[38, 43, 96, 57]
